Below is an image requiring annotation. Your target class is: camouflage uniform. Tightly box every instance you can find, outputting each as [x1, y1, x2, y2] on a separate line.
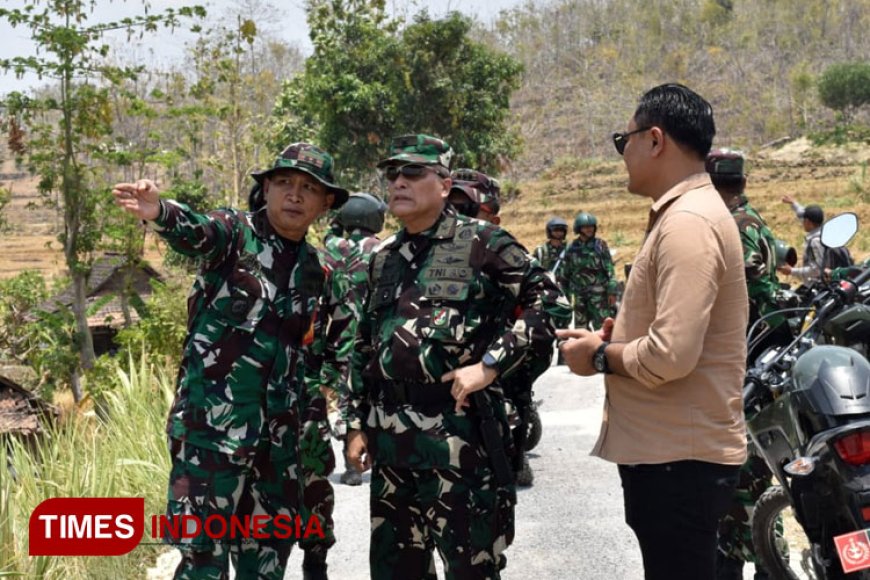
[729, 196, 783, 329]
[348, 205, 566, 580]
[831, 257, 870, 281]
[152, 144, 350, 580]
[707, 149, 777, 580]
[562, 236, 617, 330]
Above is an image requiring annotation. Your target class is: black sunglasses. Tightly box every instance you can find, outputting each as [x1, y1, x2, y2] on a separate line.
[612, 127, 651, 155]
[450, 199, 481, 218]
[383, 164, 444, 182]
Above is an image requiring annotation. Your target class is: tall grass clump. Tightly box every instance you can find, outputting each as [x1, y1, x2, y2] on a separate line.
[0, 353, 174, 578]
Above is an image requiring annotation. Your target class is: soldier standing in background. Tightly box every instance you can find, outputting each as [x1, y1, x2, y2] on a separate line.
[562, 211, 618, 330]
[113, 143, 350, 580]
[533, 217, 569, 286]
[317, 192, 387, 487]
[707, 148, 778, 580]
[448, 169, 571, 488]
[346, 134, 566, 579]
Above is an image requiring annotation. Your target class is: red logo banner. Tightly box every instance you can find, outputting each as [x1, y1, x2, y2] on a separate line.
[29, 497, 145, 556]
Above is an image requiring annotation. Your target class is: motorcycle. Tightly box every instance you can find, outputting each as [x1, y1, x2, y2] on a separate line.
[744, 212, 870, 579]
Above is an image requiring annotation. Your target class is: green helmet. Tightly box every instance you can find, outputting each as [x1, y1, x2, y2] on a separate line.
[337, 192, 387, 234]
[774, 239, 797, 267]
[573, 211, 597, 233]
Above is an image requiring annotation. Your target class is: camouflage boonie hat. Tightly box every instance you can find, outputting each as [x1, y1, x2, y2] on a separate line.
[705, 148, 745, 177]
[251, 143, 349, 208]
[376, 134, 453, 170]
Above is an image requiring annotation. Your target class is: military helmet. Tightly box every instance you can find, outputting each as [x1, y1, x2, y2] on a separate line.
[573, 211, 597, 233]
[337, 192, 387, 234]
[774, 239, 798, 267]
[546, 217, 568, 238]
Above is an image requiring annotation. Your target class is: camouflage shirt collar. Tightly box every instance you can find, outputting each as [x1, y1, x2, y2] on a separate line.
[395, 207, 458, 248]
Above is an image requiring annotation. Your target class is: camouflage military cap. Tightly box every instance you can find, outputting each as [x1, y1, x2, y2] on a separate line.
[376, 134, 453, 169]
[451, 168, 500, 214]
[705, 148, 745, 177]
[251, 143, 349, 208]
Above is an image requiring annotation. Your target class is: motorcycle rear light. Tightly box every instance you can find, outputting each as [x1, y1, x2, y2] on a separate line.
[784, 457, 816, 476]
[862, 507, 870, 522]
[834, 431, 870, 466]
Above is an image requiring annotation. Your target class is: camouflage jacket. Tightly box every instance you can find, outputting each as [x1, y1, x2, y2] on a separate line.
[831, 257, 870, 282]
[730, 197, 781, 321]
[149, 200, 348, 459]
[533, 241, 568, 287]
[316, 229, 380, 392]
[562, 236, 617, 301]
[348, 209, 567, 469]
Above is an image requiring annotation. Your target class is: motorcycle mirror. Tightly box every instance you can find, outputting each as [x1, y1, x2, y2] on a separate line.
[820, 212, 858, 248]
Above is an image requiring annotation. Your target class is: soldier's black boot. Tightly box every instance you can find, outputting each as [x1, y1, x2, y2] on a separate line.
[339, 440, 362, 486]
[302, 549, 329, 580]
[515, 454, 534, 487]
[715, 552, 744, 580]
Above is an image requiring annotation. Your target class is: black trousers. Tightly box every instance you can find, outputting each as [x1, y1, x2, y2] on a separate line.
[618, 460, 740, 580]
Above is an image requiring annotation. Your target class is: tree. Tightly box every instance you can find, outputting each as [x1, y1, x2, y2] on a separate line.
[276, 1, 522, 188]
[0, 0, 205, 402]
[818, 61, 870, 123]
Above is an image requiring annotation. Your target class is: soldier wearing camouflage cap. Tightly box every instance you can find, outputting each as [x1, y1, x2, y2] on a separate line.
[112, 142, 353, 580]
[448, 168, 502, 224]
[562, 211, 618, 330]
[346, 134, 568, 579]
[706, 148, 784, 580]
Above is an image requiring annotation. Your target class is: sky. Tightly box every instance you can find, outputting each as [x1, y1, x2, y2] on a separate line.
[0, 0, 524, 95]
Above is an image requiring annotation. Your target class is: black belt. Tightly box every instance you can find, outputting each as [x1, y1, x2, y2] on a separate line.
[372, 379, 454, 407]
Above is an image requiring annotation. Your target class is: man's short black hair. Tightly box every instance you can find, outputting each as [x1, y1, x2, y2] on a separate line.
[634, 83, 716, 160]
[803, 204, 824, 225]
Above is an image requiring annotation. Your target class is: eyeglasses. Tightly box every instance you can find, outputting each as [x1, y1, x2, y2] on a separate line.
[612, 127, 651, 155]
[383, 164, 444, 182]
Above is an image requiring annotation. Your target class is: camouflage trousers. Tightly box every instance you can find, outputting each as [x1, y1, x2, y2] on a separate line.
[573, 291, 616, 330]
[165, 437, 301, 580]
[717, 444, 777, 566]
[369, 463, 516, 580]
[299, 393, 337, 557]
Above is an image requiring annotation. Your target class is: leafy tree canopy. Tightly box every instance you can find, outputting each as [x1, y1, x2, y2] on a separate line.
[274, 0, 522, 188]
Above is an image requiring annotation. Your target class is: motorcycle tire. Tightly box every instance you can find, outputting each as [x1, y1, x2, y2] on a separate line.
[752, 486, 800, 580]
[525, 408, 542, 451]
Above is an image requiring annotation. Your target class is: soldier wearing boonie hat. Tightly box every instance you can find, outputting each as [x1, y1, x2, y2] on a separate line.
[347, 134, 569, 579]
[112, 141, 353, 580]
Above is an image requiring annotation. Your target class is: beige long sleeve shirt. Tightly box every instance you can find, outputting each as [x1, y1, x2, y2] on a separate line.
[592, 173, 749, 465]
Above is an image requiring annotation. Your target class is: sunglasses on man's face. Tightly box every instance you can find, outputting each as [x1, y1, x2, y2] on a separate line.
[384, 164, 442, 182]
[612, 127, 651, 156]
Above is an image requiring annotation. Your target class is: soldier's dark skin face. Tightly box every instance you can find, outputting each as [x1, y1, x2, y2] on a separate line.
[388, 167, 451, 234]
[264, 169, 333, 241]
[578, 225, 596, 241]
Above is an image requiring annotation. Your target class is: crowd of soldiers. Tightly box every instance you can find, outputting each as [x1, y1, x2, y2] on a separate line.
[112, 116, 859, 580]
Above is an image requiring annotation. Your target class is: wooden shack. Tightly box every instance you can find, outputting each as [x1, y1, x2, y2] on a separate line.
[34, 254, 163, 356]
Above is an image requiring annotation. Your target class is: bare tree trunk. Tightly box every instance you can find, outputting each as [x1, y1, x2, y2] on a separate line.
[70, 271, 94, 403]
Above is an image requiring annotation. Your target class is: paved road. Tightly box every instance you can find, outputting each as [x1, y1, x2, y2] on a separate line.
[282, 365, 646, 579]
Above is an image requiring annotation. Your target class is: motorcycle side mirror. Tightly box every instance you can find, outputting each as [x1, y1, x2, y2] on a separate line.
[820, 212, 858, 248]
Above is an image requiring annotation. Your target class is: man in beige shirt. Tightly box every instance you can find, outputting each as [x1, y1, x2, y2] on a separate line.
[558, 83, 749, 580]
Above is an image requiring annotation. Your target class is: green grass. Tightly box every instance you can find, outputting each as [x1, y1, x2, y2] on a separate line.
[0, 353, 174, 579]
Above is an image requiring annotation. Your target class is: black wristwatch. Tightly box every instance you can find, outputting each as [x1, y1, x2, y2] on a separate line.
[593, 342, 612, 374]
